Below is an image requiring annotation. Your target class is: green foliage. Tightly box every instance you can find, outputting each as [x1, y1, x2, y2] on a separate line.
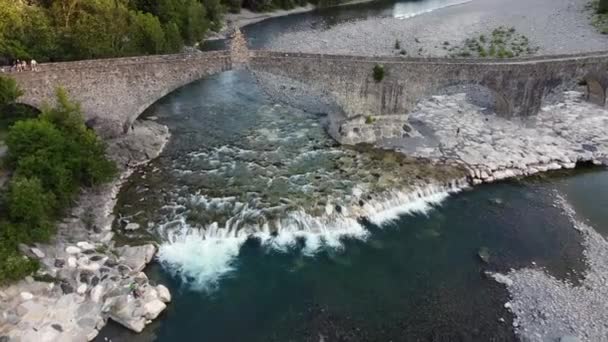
[0, 76, 23, 108]
[0, 89, 116, 283]
[589, 0, 608, 34]
[373, 64, 385, 82]
[365, 116, 375, 124]
[0, 243, 38, 284]
[448, 26, 538, 58]
[600, 0, 608, 13]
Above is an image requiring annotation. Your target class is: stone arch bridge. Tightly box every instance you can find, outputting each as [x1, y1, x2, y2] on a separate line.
[9, 42, 608, 143]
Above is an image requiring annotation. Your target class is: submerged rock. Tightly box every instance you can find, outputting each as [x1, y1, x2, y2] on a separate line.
[477, 247, 491, 264]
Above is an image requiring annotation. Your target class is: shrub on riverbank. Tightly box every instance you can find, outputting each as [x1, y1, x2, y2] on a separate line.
[589, 0, 608, 34]
[448, 26, 538, 58]
[373, 64, 385, 82]
[0, 83, 116, 283]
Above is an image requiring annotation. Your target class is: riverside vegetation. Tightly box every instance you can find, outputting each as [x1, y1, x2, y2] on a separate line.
[0, 0, 348, 62]
[0, 75, 116, 283]
[589, 0, 608, 34]
[448, 26, 538, 58]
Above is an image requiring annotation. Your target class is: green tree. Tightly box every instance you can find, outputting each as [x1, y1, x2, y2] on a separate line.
[128, 11, 167, 54]
[0, 76, 23, 108]
[8, 176, 55, 233]
[163, 21, 184, 53]
[600, 0, 608, 13]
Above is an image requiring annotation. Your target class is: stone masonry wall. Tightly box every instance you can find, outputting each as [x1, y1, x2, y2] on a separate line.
[250, 50, 608, 143]
[11, 51, 231, 138]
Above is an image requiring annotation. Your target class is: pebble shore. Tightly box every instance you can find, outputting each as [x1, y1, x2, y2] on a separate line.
[267, 0, 606, 57]
[491, 194, 608, 342]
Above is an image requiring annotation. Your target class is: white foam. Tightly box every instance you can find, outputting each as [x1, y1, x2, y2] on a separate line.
[366, 181, 465, 226]
[157, 221, 249, 291]
[156, 181, 467, 290]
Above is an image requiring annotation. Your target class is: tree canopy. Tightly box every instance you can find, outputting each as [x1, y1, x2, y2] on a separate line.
[0, 0, 348, 62]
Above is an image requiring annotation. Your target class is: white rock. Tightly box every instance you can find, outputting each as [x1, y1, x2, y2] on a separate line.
[124, 223, 141, 231]
[144, 299, 167, 320]
[156, 285, 171, 303]
[20, 292, 34, 301]
[77, 241, 95, 251]
[66, 246, 82, 254]
[489, 273, 514, 287]
[86, 329, 99, 341]
[31, 247, 45, 258]
[68, 257, 77, 268]
[91, 285, 104, 303]
[77, 284, 88, 295]
[116, 244, 157, 272]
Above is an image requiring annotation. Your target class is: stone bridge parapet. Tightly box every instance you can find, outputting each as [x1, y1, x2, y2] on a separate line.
[8, 45, 608, 143]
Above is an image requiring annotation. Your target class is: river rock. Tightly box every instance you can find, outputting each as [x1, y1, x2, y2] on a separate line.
[77, 241, 96, 251]
[156, 285, 171, 303]
[477, 247, 491, 264]
[90, 285, 104, 303]
[124, 223, 141, 231]
[108, 296, 147, 333]
[116, 244, 157, 272]
[66, 246, 82, 254]
[20, 292, 34, 301]
[77, 284, 88, 295]
[144, 299, 166, 320]
[67, 256, 77, 268]
[31, 247, 45, 258]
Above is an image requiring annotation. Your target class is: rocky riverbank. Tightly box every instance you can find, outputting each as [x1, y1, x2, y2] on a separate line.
[489, 193, 608, 342]
[386, 90, 608, 184]
[0, 120, 171, 341]
[266, 0, 606, 57]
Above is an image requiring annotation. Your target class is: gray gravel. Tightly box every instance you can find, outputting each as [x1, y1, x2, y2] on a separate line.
[493, 194, 608, 342]
[267, 0, 607, 57]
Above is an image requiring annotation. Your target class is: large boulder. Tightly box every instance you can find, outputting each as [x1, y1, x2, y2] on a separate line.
[107, 296, 147, 333]
[116, 244, 156, 272]
[156, 285, 171, 303]
[144, 299, 166, 320]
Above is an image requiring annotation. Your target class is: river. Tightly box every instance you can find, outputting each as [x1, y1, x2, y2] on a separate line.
[97, 1, 608, 341]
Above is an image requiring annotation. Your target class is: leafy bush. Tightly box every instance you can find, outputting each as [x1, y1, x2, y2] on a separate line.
[448, 26, 538, 58]
[0, 87, 116, 283]
[600, 0, 608, 13]
[0, 76, 23, 108]
[373, 64, 385, 82]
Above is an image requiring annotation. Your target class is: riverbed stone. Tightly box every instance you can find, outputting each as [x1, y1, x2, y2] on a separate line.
[31, 247, 45, 259]
[116, 244, 157, 272]
[124, 223, 141, 231]
[144, 299, 166, 320]
[66, 246, 82, 254]
[20, 292, 33, 301]
[157, 285, 171, 303]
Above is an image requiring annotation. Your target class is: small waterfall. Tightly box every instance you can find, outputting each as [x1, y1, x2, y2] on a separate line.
[156, 179, 468, 290]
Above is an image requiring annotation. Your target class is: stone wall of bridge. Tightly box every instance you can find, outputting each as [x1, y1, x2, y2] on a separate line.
[11, 51, 231, 138]
[8, 47, 608, 144]
[249, 50, 608, 143]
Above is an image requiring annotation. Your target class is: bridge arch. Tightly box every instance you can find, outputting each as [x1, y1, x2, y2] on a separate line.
[418, 81, 512, 116]
[584, 73, 608, 107]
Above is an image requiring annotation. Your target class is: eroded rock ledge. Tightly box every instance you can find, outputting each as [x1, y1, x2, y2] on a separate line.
[0, 120, 171, 341]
